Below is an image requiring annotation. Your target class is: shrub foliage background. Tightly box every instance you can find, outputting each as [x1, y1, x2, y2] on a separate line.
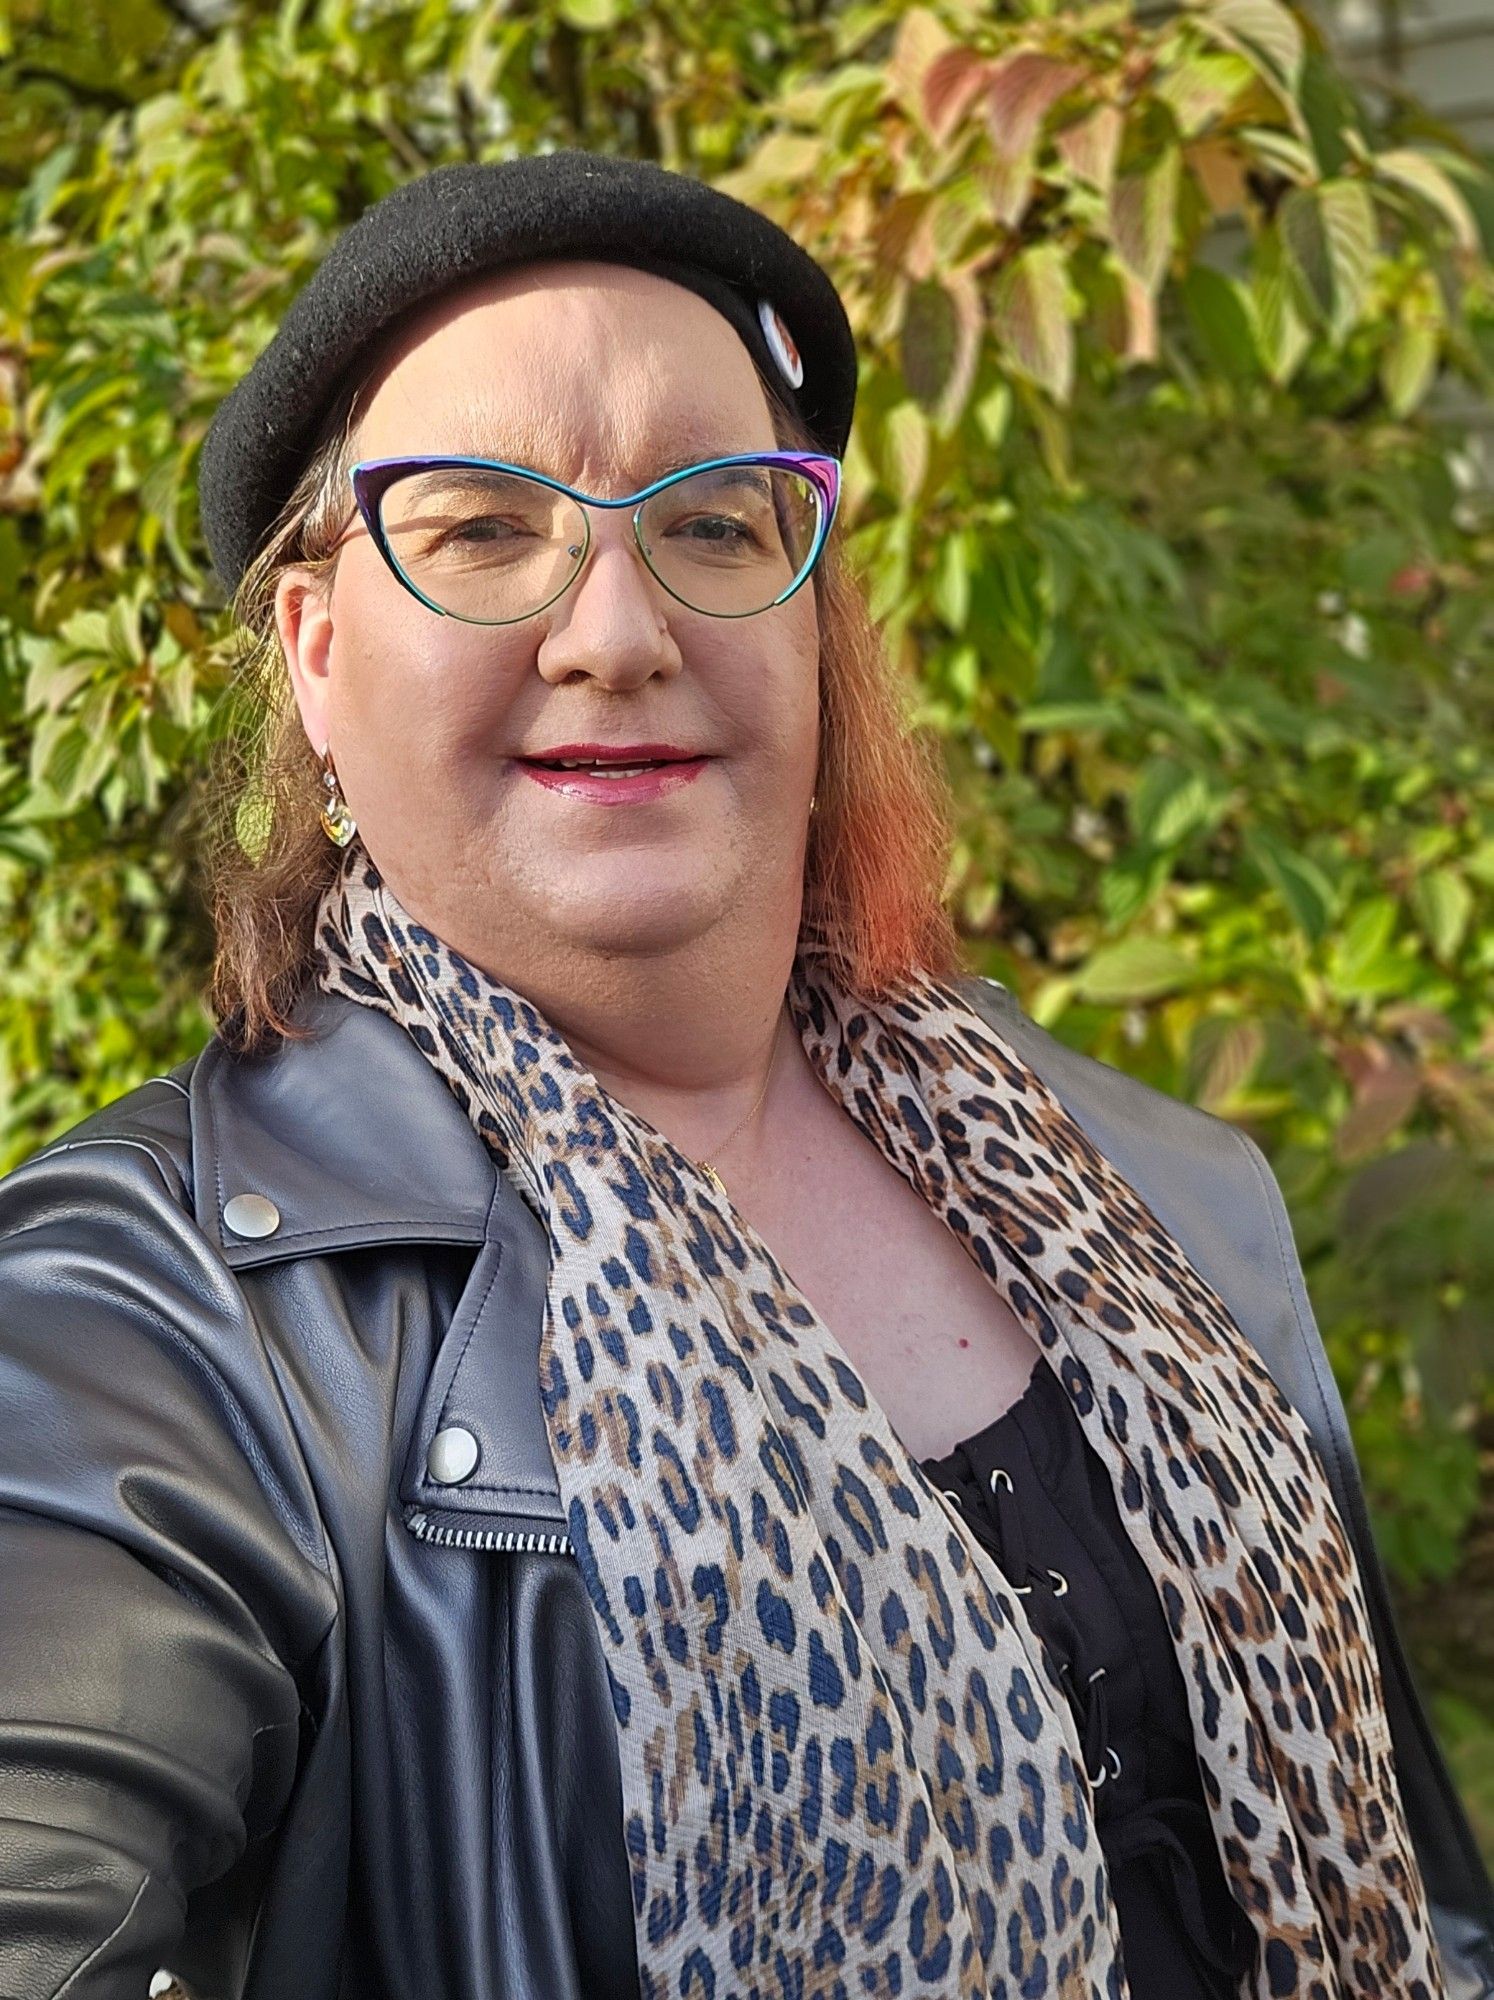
[4, 0, 1493, 1856]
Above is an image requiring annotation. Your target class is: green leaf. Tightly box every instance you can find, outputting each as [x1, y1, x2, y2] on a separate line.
[1181, 265, 1259, 381]
[235, 787, 274, 865]
[1246, 831, 1337, 941]
[1186, 0, 1303, 95]
[1410, 869, 1473, 965]
[1074, 936, 1194, 1003]
[1248, 223, 1312, 384]
[1279, 180, 1378, 344]
[1328, 896, 1408, 998]
[1131, 759, 1212, 847]
[1380, 316, 1440, 418]
[932, 530, 974, 633]
[1154, 52, 1253, 139]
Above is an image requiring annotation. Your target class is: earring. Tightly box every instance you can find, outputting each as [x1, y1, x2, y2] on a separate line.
[810, 791, 819, 813]
[318, 744, 357, 847]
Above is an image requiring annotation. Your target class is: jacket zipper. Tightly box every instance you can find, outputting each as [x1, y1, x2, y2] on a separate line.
[405, 1508, 574, 1556]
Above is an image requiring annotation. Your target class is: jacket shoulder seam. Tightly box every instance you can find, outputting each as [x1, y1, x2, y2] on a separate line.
[25, 1135, 185, 1208]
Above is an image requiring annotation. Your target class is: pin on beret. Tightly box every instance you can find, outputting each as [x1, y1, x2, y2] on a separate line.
[197, 148, 858, 594]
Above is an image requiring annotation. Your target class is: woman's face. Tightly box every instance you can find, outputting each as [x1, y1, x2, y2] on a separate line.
[277, 261, 821, 978]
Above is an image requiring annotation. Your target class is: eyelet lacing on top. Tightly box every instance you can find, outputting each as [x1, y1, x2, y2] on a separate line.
[940, 1463, 1117, 1787]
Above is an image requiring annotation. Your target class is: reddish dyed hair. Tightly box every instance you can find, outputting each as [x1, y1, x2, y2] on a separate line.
[200, 359, 966, 1055]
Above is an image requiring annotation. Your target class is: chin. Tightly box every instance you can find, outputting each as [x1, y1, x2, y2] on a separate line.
[540, 876, 723, 955]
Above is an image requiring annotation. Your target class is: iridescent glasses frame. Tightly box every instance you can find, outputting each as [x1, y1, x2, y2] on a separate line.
[346, 450, 842, 626]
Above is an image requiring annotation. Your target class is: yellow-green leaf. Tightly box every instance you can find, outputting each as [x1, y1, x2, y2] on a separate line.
[883, 400, 930, 506]
[1410, 868, 1473, 964]
[1376, 149, 1481, 254]
[1075, 937, 1193, 1003]
[1186, 0, 1303, 95]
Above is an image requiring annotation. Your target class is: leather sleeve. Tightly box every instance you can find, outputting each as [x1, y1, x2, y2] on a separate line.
[0, 1114, 338, 1999]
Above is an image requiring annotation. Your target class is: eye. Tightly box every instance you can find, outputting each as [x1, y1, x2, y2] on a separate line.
[447, 516, 525, 545]
[674, 512, 757, 546]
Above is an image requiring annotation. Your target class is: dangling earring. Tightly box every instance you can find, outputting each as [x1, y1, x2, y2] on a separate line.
[318, 744, 357, 847]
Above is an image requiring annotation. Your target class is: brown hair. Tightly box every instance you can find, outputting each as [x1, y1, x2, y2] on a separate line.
[200, 360, 967, 1056]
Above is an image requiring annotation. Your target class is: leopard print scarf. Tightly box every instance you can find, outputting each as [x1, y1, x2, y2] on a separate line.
[314, 844, 1444, 2000]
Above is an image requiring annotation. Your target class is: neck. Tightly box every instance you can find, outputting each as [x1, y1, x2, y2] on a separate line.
[475, 927, 815, 1173]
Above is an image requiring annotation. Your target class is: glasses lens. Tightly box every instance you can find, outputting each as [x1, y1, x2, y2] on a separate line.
[377, 467, 587, 623]
[638, 462, 823, 616]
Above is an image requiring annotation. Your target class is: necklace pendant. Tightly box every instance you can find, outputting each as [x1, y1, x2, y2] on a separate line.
[700, 1161, 727, 1196]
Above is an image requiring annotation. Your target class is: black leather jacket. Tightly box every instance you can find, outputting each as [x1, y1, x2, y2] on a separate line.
[1, 976, 1490, 2000]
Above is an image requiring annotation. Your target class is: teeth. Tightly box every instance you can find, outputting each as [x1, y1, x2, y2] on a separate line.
[547, 759, 663, 774]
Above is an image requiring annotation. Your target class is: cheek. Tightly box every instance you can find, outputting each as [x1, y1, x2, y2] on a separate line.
[330, 560, 531, 741]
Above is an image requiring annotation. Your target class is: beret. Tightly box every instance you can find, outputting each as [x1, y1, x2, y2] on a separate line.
[198, 148, 858, 593]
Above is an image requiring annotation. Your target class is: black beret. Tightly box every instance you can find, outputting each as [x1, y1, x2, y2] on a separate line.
[198, 148, 857, 593]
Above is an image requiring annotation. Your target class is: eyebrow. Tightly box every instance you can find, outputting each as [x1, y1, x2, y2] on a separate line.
[441, 431, 751, 488]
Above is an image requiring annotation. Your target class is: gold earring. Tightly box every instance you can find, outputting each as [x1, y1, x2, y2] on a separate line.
[810, 791, 819, 813]
[318, 744, 357, 847]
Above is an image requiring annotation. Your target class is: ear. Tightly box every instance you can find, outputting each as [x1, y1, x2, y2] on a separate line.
[275, 568, 336, 756]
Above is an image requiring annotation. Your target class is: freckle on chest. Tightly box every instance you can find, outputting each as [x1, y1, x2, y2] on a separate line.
[958, 1338, 969, 1348]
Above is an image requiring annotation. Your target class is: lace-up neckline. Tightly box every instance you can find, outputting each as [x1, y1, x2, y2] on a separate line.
[918, 1355, 1257, 1996]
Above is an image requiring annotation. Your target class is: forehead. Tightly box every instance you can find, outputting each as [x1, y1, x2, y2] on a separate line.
[352, 260, 776, 478]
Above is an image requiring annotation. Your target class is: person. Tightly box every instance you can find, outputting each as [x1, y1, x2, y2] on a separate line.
[0, 149, 1488, 2000]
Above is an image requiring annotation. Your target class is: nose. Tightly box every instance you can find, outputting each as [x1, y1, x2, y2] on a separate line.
[534, 510, 681, 689]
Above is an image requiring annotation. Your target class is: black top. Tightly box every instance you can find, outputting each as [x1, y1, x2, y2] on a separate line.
[918, 1359, 1257, 1996]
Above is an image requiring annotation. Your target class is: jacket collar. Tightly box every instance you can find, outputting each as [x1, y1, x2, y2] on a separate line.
[182, 982, 505, 1271]
[182, 973, 1014, 1273]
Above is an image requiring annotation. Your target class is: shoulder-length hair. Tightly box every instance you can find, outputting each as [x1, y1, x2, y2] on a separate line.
[201, 359, 967, 1056]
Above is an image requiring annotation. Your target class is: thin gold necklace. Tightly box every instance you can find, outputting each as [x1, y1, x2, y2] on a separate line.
[696, 1011, 784, 1196]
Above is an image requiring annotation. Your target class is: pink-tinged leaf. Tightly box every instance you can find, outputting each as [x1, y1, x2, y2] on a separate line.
[1187, 136, 1250, 217]
[902, 273, 985, 426]
[890, 7, 957, 122]
[984, 52, 1090, 163]
[875, 192, 940, 283]
[979, 147, 1039, 231]
[923, 46, 993, 146]
[1336, 1040, 1422, 1162]
[1055, 103, 1123, 194]
[1108, 145, 1181, 294]
[1122, 268, 1159, 362]
[991, 243, 1075, 403]
[1194, 1017, 1265, 1111]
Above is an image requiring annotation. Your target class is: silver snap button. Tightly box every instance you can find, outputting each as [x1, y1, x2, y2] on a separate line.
[428, 1426, 480, 1485]
[223, 1193, 281, 1239]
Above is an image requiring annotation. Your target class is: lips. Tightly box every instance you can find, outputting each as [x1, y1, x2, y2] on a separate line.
[517, 742, 704, 770]
[516, 756, 710, 803]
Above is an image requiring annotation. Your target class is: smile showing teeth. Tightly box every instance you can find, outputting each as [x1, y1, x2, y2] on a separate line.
[536, 759, 669, 775]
